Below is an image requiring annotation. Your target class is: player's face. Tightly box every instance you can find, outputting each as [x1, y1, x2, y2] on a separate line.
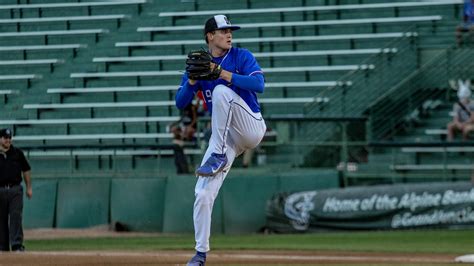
[0, 136, 11, 150]
[210, 29, 232, 50]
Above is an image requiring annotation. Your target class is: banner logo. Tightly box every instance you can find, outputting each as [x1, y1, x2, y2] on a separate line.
[284, 191, 317, 231]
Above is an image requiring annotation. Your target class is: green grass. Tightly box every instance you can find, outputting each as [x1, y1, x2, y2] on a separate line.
[25, 229, 474, 254]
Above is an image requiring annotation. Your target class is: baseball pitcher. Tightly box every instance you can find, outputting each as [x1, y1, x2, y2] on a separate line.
[175, 15, 267, 266]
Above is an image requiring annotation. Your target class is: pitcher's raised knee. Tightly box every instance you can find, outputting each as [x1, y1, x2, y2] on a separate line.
[212, 85, 232, 102]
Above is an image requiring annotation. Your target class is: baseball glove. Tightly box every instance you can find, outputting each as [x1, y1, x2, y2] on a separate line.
[185, 50, 222, 80]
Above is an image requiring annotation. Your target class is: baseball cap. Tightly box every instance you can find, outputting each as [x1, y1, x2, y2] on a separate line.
[204, 15, 241, 35]
[0, 128, 12, 138]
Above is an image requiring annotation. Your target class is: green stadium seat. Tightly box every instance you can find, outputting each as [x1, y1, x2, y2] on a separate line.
[0, 89, 18, 104]
[47, 85, 178, 95]
[0, 74, 41, 88]
[0, 44, 85, 52]
[70, 65, 372, 79]
[23, 97, 326, 110]
[46, 81, 348, 95]
[0, 44, 86, 61]
[116, 32, 415, 52]
[0, 59, 64, 73]
[158, 1, 460, 20]
[0, 29, 109, 46]
[26, 148, 202, 157]
[93, 48, 395, 71]
[139, 15, 440, 40]
[23, 101, 176, 109]
[425, 129, 448, 135]
[0, 14, 129, 32]
[0, 116, 180, 126]
[0, 1, 146, 14]
[13, 132, 173, 141]
[391, 164, 474, 171]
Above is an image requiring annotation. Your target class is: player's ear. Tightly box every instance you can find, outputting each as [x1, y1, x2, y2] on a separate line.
[206, 31, 215, 42]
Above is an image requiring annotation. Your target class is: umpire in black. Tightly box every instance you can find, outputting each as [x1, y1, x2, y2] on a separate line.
[0, 128, 32, 251]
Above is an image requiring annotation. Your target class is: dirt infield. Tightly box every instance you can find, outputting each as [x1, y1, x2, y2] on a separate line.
[24, 227, 159, 239]
[9, 229, 458, 265]
[0, 250, 457, 265]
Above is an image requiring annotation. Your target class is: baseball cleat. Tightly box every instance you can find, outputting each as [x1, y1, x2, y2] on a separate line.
[186, 254, 206, 266]
[195, 153, 228, 177]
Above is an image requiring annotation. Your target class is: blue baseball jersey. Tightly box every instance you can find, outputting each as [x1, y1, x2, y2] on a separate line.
[464, 1, 474, 24]
[176, 47, 264, 114]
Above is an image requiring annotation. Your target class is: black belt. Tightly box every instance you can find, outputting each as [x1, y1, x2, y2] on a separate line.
[0, 183, 20, 188]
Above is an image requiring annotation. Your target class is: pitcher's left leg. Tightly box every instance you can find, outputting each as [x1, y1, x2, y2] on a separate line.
[193, 142, 239, 253]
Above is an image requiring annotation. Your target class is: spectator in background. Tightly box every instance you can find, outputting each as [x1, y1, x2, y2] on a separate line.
[242, 149, 254, 168]
[170, 102, 198, 174]
[456, 0, 474, 46]
[0, 128, 32, 252]
[175, 102, 198, 142]
[447, 80, 474, 141]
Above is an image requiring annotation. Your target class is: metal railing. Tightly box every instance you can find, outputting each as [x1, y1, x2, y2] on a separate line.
[304, 29, 419, 118]
[368, 47, 474, 140]
[294, 26, 418, 146]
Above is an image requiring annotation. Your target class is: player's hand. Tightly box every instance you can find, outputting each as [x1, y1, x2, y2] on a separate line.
[26, 187, 32, 199]
[219, 69, 232, 82]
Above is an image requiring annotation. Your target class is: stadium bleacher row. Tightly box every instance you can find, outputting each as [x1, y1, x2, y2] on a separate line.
[0, 0, 472, 183]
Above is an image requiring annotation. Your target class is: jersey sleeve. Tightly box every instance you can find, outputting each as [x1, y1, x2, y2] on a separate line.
[176, 74, 200, 109]
[239, 49, 264, 77]
[231, 49, 265, 93]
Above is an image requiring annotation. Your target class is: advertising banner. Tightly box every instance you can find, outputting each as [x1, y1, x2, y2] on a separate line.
[266, 181, 474, 232]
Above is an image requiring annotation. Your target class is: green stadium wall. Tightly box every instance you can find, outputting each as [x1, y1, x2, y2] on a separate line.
[23, 169, 339, 233]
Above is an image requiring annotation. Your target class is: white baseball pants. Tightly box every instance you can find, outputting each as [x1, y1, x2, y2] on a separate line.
[193, 85, 266, 252]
